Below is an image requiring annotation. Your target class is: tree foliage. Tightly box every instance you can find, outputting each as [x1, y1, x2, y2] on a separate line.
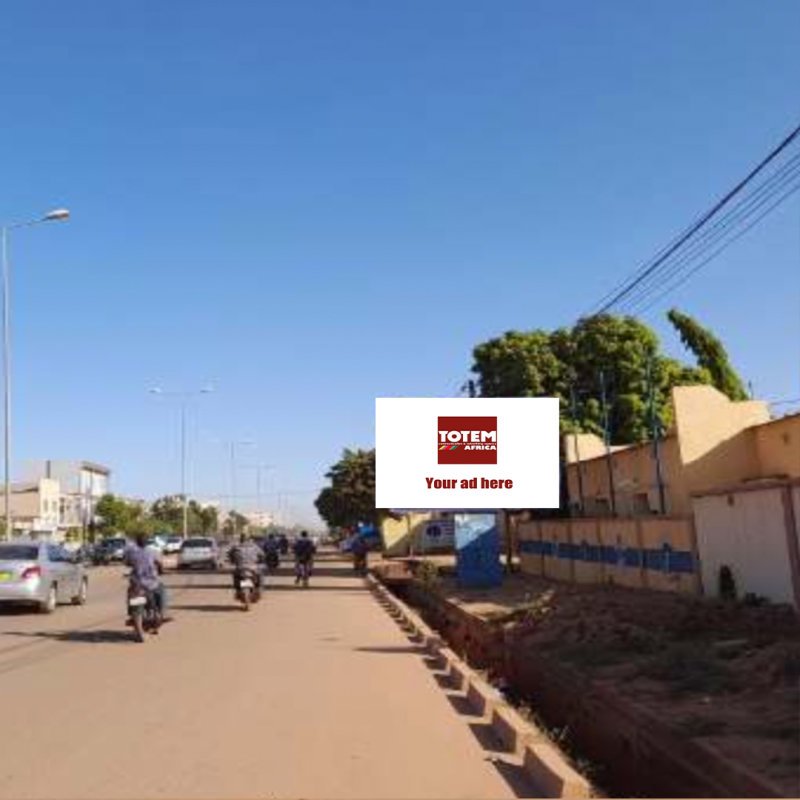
[94, 493, 218, 537]
[470, 312, 720, 444]
[315, 448, 379, 531]
[667, 309, 747, 401]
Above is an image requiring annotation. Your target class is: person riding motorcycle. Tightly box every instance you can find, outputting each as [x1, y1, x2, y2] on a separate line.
[124, 533, 167, 622]
[351, 534, 369, 574]
[262, 533, 280, 571]
[228, 534, 265, 593]
[293, 531, 316, 585]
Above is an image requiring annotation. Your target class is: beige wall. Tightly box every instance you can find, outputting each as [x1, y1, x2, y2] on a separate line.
[753, 414, 800, 480]
[693, 484, 799, 607]
[0, 479, 61, 530]
[517, 516, 699, 594]
[566, 386, 776, 519]
[566, 435, 689, 516]
[672, 385, 769, 495]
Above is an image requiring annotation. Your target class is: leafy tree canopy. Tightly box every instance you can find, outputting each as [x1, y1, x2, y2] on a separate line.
[667, 309, 748, 401]
[470, 312, 741, 444]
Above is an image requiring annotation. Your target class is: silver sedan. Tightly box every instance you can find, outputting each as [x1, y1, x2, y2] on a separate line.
[0, 539, 88, 613]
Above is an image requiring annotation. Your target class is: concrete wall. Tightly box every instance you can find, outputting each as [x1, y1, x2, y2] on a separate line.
[693, 482, 800, 607]
[565, 386, 778, 521]
[753, 414, 800, 479]
[672, 385, 770, 496]
[517, 516, 699, 593]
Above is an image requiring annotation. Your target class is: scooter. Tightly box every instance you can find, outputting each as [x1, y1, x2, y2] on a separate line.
[295, 559, 311, 588]
[234, 568, 262, 611]
[127, 583, 162, 643]
[265, 550, 280, 573]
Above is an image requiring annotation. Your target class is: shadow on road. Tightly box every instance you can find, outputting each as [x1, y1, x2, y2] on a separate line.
[5, 629, 135, 644]
[170, 603, 243, 613]
[354, 644, 429, 655]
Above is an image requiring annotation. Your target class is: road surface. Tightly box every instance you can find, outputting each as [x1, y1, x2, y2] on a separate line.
[0, 552, 536, 799]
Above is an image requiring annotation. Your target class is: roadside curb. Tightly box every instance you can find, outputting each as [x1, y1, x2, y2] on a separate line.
[366, 572, 594, 799]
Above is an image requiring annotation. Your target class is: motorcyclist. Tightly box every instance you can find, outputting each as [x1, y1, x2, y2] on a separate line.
[228, 533, 265, 593]
[293, 531, 316, 585]
[351, 534, 369, 574]
[278, 533, 289, 556]
[262, 533, 280, 571]
[124, 533, 167, 621]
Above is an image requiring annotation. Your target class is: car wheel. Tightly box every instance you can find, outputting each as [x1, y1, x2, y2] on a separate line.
[71, 578, 88, 606]
[40, 584, 58, 614]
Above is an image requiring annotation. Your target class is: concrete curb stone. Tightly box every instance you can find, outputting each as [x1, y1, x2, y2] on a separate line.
[368, 570, 594, 799]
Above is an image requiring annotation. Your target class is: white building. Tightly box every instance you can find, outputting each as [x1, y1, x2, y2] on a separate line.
[0, 479, 62, 537]
[24, 460, 111, 532]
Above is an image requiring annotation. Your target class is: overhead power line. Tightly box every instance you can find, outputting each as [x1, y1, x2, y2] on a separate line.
[587, 123, 800, 317]
[622, 157, 800, 314]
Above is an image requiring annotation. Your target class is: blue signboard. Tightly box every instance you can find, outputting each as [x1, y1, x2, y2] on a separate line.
[455, 513, 503, 589]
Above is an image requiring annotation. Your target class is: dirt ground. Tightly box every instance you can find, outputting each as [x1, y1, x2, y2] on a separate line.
[436, 571, 800, 796]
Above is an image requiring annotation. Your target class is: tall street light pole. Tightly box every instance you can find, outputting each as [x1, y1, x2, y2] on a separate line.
[150, 386, 214, 538]
[242, 463, 275, 527]
[224, 439, 255, 537]
[1, 209, 70, 539]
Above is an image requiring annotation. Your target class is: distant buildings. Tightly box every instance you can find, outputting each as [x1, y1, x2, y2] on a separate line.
[0, 460, 113, 539]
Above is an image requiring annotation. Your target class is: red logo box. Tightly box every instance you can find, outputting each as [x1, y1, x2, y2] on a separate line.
[437, 416, 497, 465]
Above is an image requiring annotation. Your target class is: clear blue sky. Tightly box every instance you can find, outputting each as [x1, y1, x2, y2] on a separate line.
[1, 1, 798, 526]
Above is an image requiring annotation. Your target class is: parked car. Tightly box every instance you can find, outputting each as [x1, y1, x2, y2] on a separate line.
[92, 537, 129, 565]
[177, 537, 219, 570]
[162, 535, 183, 555]
[0, 540, 88, 613]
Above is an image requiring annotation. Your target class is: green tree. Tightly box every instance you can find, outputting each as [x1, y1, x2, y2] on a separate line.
[315, 448, 383, 531]
[149, 495, 184, 533]
[470, 313, 713, 444]
[95, 494, 143, 536]
[667, 309, 748, 401]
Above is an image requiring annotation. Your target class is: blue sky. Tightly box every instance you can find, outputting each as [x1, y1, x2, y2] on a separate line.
[1, 1, 798, 526]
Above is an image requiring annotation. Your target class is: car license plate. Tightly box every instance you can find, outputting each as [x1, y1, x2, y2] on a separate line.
[0, 571, 13, 582]
[240, 580, 254, 589]
[129, 596, 147, 608]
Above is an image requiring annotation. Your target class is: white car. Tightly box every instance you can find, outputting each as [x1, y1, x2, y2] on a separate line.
[162, 536, 183, 555]
[177, 537, 219, 570]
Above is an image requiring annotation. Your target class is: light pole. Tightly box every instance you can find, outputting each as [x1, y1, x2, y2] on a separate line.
[242, 463, 275, 528]
[224, 439, 255, 537]
[2, 208, 70, 539]
[149, 386, 214, 538]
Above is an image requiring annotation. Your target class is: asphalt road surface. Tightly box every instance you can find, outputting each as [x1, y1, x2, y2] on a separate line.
[0, 552, 536, 799]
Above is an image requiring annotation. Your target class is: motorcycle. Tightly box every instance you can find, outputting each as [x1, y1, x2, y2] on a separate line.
[265, 550, 280, 573]
[353, 551, 368, 575]
[234, 567, 262, 611]
[127, 582, 162, 643]
[295, 559, 311, 588]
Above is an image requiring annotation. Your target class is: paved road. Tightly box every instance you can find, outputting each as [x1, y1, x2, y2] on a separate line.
[0, 553, 535, 799]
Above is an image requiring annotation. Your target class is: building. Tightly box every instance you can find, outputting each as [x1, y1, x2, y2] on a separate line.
[564, 385, 775, 517]
[555, 384, 800, 606]
[23, 460, 111, 532]
[0, 479, 62, 537]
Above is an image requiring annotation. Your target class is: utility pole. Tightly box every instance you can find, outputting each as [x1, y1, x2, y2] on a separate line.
[568, 384, 586, 515]
[599, 371, 617, 517]
[149, 386, 213, 538]
[646, 358, 667, 515]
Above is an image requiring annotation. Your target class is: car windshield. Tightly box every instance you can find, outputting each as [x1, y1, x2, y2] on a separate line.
[182, 538, 212, 549]
[0, 544, 39, 560]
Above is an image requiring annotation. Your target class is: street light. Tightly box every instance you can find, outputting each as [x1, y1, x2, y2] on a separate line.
[1, 208, 70, 539]
[241, 463, 275, 527]
[220, 439, 255, 537]
[149, 385, 214, 538]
